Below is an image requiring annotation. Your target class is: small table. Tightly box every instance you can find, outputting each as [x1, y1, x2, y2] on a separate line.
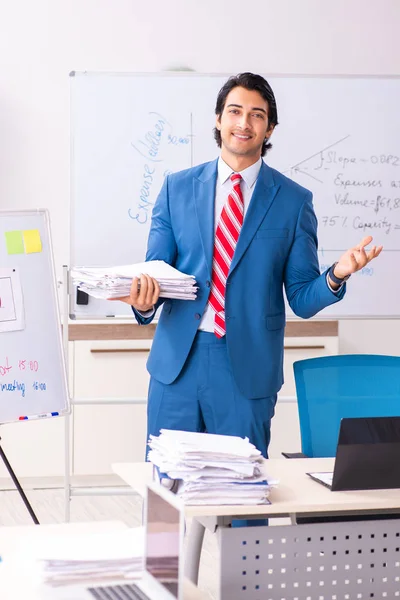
[0, 520, 206, 600]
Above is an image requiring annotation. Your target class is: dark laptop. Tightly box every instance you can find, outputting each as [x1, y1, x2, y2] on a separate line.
[307, 416, 400, 491]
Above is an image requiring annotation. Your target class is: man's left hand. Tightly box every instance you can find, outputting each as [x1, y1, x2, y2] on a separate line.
[331, 235, 383, 284]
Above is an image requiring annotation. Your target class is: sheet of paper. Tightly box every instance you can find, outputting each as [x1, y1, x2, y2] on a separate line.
[71, 260, 198, 302]
[4, 230, 24, 254]
[101, 261, 193, 280]
[150, 429, 272, 506]
[73, 261, 194, 280]
[0, 268, 25, 333]
[156, 429, 261, 457]
[22, 229, 42, 253]
[2, 527, 145, 590]
[32, 527, 144, 561]
[309, 472, 333, 486]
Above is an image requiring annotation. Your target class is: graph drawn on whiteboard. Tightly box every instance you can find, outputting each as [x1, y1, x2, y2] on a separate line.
[0, 268, 24, 333]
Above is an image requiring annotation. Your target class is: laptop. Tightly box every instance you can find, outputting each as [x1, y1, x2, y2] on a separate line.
[307, 416, 400, 492]
[42, 482, 185, 600]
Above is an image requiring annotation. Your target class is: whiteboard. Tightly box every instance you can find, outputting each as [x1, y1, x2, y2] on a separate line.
[0, 210, 70, 424]
[70, 73, 400, 318]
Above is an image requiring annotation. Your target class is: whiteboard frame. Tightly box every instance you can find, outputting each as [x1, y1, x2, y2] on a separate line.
[0, 208, 70, 423]
[70, 72, 400, 320]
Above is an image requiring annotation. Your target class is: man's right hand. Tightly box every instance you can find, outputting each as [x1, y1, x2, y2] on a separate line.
[112, 274, 160, 312]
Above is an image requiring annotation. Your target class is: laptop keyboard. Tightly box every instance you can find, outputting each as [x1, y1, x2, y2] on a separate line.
[88, 583, 150, 600]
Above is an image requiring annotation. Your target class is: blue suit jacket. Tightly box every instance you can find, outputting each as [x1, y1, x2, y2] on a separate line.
[134, 159, 345, 399]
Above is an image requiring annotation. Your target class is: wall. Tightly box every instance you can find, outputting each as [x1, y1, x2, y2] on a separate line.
[1, 0, 400, 344]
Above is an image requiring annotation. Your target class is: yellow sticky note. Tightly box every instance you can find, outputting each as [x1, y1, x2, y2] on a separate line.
[5, 231, 24, 254]
[22, 229, 42, 254]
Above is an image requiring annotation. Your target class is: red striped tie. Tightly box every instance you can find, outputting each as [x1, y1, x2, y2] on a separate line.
[208, 173, 244, 338]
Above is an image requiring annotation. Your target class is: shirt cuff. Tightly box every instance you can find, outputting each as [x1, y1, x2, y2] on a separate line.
[326, 272, 344, 294]
[136, 307, 155, 318]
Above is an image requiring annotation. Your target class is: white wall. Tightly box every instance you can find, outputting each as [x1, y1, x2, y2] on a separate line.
[1, 0, 400, 350]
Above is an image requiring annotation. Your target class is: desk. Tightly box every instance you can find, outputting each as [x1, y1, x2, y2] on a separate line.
[0, 521, 207, 600]
[113, 459, 400, 599]
[113, 458, 400, 519]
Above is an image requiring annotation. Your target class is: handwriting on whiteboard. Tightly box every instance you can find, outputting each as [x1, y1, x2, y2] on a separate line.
[286, 136, 400, 249]
[128, 112, 191, 225]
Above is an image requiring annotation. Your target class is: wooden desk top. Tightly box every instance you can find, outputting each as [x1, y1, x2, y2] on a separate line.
[113, 458, 400, 519]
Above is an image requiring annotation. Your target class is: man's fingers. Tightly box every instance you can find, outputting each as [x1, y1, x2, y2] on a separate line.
[135, 274, 159, 309]
[142, 274, 153, 307]
[152, 278, 160, 305]
[355, 235, 373, 251]
[366, 245, 383, 262]
[110, 274, 160, 310]
[138, 274, 149, 305]
[109, 295, 131, 304]
[354, 245, 368, 267]
[348, 252, 358, 270]
[129, 277, 140, 302]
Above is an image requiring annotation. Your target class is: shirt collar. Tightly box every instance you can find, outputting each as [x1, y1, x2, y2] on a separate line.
[218, 156, 262, 189]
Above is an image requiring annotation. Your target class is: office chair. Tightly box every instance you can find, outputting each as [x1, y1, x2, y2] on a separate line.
[289, 354, 400, 524]
[293, 354, 400, 458]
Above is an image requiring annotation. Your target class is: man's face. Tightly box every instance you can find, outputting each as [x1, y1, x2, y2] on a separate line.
[216, 86, 274, 163]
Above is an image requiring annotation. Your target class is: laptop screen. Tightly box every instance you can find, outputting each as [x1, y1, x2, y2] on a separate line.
[145, 487, 181, 598]
[338, 415, 400, 445]
[332, 416, 400, 491]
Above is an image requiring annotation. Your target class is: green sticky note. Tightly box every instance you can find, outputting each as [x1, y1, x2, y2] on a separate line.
[5, 230, 24, 254]
[22, 229, 42, 254]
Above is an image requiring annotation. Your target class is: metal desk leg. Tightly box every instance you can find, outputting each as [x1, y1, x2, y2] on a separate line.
[185, 518, 206, 584]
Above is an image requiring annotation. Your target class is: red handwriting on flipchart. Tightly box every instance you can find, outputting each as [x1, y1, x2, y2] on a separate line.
[0, 357, 12, 376]
[0, 357, 39, 376]
[18, 360, 38, 372]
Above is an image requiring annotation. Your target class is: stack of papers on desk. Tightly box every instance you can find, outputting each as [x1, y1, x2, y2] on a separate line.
[148, 429, 271, 505]
[71, 260, 198, 301]
[35, 528, 144, 586]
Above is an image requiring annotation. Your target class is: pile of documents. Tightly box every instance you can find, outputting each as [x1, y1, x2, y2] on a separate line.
[35, 528, 144, 586]
[148, 429, 271, 505]
[71, 260, 198, 301]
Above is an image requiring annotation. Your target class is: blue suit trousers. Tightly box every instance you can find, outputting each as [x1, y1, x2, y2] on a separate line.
[147, 331, 277, 458]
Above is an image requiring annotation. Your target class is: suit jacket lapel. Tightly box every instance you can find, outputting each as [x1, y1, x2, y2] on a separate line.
[193, 159, 218, 277]
[229, 161, 280, 276]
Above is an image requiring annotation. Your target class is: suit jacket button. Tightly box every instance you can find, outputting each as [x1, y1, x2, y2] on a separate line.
[195, 313, 201, 320]
[206, 280, 211, 288]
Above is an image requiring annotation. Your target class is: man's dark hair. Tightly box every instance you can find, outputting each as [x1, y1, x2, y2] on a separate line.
[213, 72, 279, 156]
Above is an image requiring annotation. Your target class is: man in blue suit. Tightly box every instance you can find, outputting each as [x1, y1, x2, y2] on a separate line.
[117, 73, 382, 458]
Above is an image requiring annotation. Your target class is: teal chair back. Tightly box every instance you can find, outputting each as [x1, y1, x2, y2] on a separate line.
[293, 354, 400, 457]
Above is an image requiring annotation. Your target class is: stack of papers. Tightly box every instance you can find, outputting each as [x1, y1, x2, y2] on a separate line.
[35, 528, 144, 587]
[71, 260, 198, 301]
[148, 430, 271, 505]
